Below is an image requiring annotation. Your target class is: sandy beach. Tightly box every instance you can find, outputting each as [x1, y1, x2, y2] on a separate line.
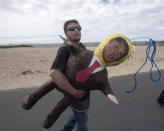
[0, 45, 164, 91]
[1, 45, 164, 131]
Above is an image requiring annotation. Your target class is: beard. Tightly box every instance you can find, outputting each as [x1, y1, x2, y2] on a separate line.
[72, 38, 80, 42]
[70, 34, 81, 42]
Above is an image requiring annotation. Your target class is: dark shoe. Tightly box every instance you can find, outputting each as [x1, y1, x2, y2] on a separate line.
[157, 90, 164, 105]
[43, 116, 56, 129]
[22, 94, 38, 110]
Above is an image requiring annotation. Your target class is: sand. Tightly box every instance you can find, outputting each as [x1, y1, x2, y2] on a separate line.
[0, 46, 164, 91]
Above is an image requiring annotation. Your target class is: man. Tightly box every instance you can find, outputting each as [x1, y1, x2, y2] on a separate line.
[49, 19, 90, 131]
[22, 20, 134, 130]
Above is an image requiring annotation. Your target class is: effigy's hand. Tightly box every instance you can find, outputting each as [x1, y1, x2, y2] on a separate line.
[72, 89, 86, 99]
[107, 94, 119, 104]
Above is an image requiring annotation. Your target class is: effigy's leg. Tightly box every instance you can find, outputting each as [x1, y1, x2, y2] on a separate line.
[22, 79, 56, 110]
[43, 95, 75, 129]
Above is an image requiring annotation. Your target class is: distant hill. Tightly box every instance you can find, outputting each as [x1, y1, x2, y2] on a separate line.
[0, 44, 33, 48]
[0, 41, 164, 48]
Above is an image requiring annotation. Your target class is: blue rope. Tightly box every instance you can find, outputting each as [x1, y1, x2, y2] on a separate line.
[126, 39, 162, 94]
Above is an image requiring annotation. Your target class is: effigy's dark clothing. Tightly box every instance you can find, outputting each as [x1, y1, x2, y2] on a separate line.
[50, 44, 90, 102]
[50, 43, 85, 72]
[24, 42, 113, 129]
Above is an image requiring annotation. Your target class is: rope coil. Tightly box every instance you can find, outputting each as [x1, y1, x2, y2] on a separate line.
[126, 37, 162, 94]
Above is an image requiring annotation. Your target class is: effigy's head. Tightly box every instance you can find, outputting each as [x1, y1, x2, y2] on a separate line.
[94, 33, 134, 67]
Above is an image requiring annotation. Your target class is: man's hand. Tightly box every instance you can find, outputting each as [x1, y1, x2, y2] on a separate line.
[50, 69, 86, 99]
[72, 89, 86, 99]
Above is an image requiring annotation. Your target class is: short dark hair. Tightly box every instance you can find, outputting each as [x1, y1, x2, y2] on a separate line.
[63, 19, 80, 34]
[110, 37, 129, 57]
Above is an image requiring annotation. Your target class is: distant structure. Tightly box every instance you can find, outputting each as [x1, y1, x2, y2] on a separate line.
[132, 41, 164, 46]
[157, 41, 164, 46]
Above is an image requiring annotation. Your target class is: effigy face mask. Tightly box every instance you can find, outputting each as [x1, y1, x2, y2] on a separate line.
[102, 39, 128, 63]
[94, 33, 135, 67]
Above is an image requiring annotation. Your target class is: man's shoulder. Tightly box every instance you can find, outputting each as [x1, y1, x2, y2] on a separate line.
[59, 42, 85, 50]
[59, 45, 70, 51]
[57, 45, 71, 56]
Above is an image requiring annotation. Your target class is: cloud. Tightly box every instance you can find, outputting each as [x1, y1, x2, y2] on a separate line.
[0, 0, 164, 44]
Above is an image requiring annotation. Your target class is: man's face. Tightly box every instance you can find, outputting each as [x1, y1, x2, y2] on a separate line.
[102, 40, 127, 63]
[65, 22, 81, 43]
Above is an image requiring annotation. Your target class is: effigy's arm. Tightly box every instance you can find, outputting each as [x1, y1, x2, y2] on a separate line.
[101, 81, 119, 104]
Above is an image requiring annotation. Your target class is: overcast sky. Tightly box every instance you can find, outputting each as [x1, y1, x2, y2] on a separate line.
[0, 0, 164, 44]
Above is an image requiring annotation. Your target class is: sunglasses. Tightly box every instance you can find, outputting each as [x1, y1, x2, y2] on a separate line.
[66, 26, 82, 31]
